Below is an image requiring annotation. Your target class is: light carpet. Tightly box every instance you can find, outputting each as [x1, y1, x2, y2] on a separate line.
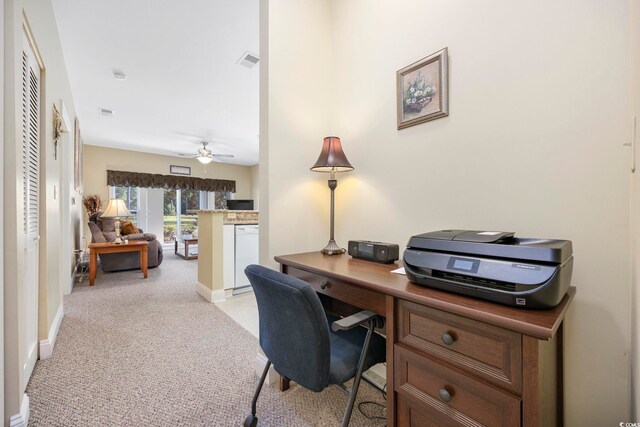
[26, 254, 386, 426]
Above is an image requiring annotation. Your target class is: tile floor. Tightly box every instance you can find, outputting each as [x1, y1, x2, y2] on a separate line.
[215, 291, 260, 338]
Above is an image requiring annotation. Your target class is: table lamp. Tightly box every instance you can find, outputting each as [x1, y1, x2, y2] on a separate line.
[310, 136, 354, 255]
[101, 198, 132, 244]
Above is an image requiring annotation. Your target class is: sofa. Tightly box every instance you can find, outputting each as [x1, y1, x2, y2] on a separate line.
[88, 212, 164, 272]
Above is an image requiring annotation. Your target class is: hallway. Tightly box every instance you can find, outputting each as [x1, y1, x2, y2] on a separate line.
[25, 255, 385, 426]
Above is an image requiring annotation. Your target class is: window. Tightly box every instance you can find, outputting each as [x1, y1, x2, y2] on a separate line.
[179, 189, 200, 237]
[215, 191, 232, 209]
[109, 186, 139, 224]
[163, 189, 234, 243]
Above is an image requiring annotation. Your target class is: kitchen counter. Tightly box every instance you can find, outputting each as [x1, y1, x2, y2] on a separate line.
[197, 209, 258, 225]
[196, 210, 259, 303]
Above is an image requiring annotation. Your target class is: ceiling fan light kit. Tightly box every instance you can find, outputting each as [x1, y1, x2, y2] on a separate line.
[178, 139, 235, 163]
[197, 154, 214, 164]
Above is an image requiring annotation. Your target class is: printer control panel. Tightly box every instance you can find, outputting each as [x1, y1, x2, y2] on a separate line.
[447, 257, 480, 274]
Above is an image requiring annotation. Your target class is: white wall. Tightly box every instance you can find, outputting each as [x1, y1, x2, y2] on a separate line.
[23, 0, 78, 339]
[263, 0, 632, 424]
[4, 0, 78, 422]
[630, 0, 640, 419]
[0, 0, 5, 422]
[4, 0, 25, 420]
[250, 164, 259, 210]
[259, 0, 334, 266]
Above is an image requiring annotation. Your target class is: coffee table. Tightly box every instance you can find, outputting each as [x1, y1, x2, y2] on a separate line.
[175, 237, 198, 260]
[88, 241, 149, 286]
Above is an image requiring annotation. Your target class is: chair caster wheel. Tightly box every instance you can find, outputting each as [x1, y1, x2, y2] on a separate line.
[244, 414, 258, 427]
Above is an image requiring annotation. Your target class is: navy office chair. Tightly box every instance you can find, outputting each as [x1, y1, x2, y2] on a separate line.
[243, 264, 386, 427]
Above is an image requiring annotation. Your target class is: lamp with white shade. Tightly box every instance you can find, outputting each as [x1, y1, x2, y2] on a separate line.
[101, 198, 132, 244]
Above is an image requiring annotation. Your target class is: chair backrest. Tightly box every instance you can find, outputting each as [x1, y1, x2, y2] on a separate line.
[245, 264, 330, 392]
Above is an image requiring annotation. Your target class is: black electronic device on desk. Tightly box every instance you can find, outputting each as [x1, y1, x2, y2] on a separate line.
[403, 230, 573, 309]
[348, 240, 399, 264]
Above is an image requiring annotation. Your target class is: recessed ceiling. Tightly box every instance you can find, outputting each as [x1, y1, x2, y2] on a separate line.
[52, 0, 259, 165]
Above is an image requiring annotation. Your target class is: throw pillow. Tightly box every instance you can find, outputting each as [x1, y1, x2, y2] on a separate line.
[89, 211, 102, 223]
[98, 216, 116, 233]
[88, 222, 107, 243]
[120, 220, 139, 235]
[102, 231, 117, 242]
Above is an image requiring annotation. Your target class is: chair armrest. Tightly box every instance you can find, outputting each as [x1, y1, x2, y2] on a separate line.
[331, 310, 380, 332]
[125, 233, 156, 242]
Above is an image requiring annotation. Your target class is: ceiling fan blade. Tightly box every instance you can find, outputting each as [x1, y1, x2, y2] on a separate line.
[174, 131, 211, 141]
[211, 154, 234, 158]
[174, 131, 232, 148]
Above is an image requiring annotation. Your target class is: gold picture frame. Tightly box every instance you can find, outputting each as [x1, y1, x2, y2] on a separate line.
[397, 47, 449, 129]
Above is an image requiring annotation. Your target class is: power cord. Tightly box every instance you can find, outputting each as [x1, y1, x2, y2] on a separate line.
[357, 383, 387, 422]
[357, 401, 386, 422]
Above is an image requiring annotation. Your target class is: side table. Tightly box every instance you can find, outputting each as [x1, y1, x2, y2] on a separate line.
[175, 237, 198, 260]
[88, 241, 149, 286]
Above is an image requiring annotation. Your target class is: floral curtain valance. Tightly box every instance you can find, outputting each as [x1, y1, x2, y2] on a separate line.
[106, 170, 236, 193]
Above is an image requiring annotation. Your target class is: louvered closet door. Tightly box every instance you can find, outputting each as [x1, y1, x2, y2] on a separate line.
[22, 36, 40, 384]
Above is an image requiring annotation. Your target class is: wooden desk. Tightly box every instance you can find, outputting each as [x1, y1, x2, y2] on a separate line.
[276, 252, 575, 427]
[89, 241, 149, 286]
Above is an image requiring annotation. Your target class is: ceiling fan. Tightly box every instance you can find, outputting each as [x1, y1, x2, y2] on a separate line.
[180, 141, 234, 164]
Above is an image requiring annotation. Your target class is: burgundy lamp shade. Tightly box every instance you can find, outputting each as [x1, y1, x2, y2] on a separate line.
[310, 136, 354, 173]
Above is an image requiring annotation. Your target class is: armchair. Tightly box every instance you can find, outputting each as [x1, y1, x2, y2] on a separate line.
[243, 264, 386, 427]
[87, 212, 163, 272]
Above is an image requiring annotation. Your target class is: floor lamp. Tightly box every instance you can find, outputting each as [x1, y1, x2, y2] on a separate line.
[311, 136, 354, 255]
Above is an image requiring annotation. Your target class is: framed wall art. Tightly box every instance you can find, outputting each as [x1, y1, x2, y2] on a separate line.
[170, 165, 191, 176]
[397, 47, 449, 129]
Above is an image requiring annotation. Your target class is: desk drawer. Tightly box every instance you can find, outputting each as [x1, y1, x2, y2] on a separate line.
[397, 299, 521, 393]
[395, 345, 520, 427]
[285, 266, 386, 315]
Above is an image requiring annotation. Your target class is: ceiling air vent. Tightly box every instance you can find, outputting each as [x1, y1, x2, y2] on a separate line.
[237, 51, 260, 69]
[99, 108, 114, 116]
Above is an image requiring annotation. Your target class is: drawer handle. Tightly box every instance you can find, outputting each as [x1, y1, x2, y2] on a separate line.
[441, 332, 455, 345]
[439, 388, 452, 403]
[320, 280, 328, 290]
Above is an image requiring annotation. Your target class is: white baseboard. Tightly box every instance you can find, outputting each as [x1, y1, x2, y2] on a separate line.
[196, 282, 232, 303]
[9, 394, 29, 427]
[65, 271, 74, 295]
[255, 352, 278, 386]
[39, 304, 64, 360]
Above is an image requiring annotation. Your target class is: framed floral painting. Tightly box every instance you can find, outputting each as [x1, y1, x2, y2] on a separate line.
[397, 47, 449, 129]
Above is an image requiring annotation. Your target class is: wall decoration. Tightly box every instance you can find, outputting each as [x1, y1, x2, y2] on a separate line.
[170, 165, 191, 176]
[397, 47, 449, 129]
[53, 104, 62, 160]
[73, 117, 83, 189]
[82, 194, 103, 215]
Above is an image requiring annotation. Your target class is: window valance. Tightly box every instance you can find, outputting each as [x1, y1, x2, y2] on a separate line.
[106, 170, 236, 193]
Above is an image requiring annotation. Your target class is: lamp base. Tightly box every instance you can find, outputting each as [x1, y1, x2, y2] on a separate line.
[320, 239, 345, 256]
